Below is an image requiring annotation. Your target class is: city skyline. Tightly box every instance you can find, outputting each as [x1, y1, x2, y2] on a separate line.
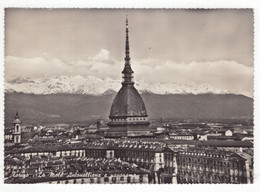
[3, 8, 254, 185]
[4, 9, 254, 97]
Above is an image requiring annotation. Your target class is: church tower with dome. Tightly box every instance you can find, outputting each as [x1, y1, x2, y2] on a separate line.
[107, 17, 150, 137]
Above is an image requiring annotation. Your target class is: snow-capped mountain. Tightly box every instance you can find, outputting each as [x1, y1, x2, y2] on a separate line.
[5, 76, 120, 95]
[5, 75, 230, 95]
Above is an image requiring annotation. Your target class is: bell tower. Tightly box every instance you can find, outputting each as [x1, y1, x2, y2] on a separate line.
[13, 112, 22, 144]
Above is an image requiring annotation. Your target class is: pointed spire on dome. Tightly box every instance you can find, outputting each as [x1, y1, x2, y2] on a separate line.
[15, 111, 19, 119]
[122, 15, 134, 85]
[13, 111, 21, 124]
[125, 15, 130, 64]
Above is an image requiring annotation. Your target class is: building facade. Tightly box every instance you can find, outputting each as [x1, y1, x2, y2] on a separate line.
[162, 147, 178, 183]
[176, 148, 251, 184]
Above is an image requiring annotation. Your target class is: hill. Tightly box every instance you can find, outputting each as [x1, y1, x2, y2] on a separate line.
[4, 92, 253, 126]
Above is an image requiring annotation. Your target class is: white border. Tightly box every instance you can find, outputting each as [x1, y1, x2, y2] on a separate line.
[0, 1, 259, 192]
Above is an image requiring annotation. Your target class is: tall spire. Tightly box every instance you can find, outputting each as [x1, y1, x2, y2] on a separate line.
[122, 15, 134, 85]
[15, 111, 19, 119]
[125, 15, 130, 65]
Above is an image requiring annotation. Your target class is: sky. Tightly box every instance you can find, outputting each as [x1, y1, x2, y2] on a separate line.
[4, 9, 254, 97]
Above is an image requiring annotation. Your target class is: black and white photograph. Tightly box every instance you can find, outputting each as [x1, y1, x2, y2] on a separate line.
[3, 8, 254, 184]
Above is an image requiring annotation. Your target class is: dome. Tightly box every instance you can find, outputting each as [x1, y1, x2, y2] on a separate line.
[13, 119, 21, 124]
[110, 85, 148, 117]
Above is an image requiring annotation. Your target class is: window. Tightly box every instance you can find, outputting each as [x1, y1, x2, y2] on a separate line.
[104, 177, 109, 182]
[127, 176, 131, 183]
[112, 177, 117, 183]
[120, 176, 124, 181]
[90, 178, 94, 183]
[97, 178, 101, 184]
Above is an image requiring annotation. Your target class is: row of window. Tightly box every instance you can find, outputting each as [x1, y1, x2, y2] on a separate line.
[177, 174, 247, 184]
[86, 150, 105, 156]
[117, 150, 155, 157]
[111, 118, 146, 121]
[164, 154, 175, 161]
[178, 164, 230, 173]
[179, 152, 228, 159]
[177, 156, 236, 167]
[170, 136, 194, 139]
[164, 167, 175, 174]
[61, 176, 143, 184]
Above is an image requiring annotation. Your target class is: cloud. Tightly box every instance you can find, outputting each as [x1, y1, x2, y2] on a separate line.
[5, 49, 254, 97]
[88, 49, 110, 61]
[5, 50, 121, 81]
[5, 56, 69, 78]
[134, 59, 253, 97]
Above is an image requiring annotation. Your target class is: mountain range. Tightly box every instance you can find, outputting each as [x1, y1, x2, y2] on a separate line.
[5, 75, 230, 95]
[4, 75, 253, 125]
